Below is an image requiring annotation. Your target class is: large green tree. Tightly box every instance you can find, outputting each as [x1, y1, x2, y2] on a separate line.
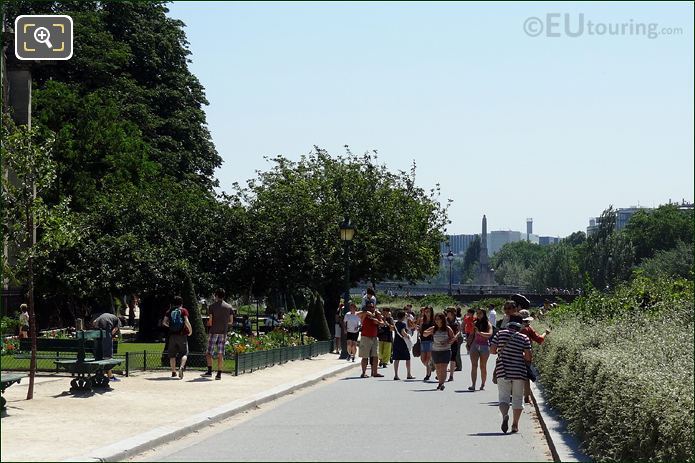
[624, 204, 694, 262]
[235, 149, 449, 327]
[3, 1, 227, 333]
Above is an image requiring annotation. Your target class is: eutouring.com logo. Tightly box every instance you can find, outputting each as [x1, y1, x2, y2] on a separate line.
[523, 13, 684, 39]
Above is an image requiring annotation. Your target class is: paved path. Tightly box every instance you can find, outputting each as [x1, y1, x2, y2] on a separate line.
[148, 354, 551, 461]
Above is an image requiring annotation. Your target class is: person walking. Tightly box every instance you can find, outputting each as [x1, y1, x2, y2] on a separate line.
[463, 308, 476, 354]
[344, 302, 360, 362]
[488, 304, 497, 329]
[422, 313, 456, 390]
[519, 309, 550, 403]
[499, 300, 519, 329]
[357, 301, 383, 378]
[392, 310, 415, 380]
[162, 296, 192, 378]
[490, 315, 532, 434]
[445, 307, 461, 381]
[91, 309, 121, 382]
[18, 304, 29, 339]
[377, 307, 395, 368]
[204, 288, 234, 380]
[468, 307, 493, 391]
[418, 307, 435, 381]
[334, 304, 344, 355]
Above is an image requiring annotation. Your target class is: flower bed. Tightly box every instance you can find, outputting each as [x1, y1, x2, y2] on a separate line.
[533, 277, 694, 462]
[225, 328, 315, 355]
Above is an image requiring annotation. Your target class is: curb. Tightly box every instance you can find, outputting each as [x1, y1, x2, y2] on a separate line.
[530, 381, 590, 462]
[64, 360, 359, 462]
[529, 384, 561, 462]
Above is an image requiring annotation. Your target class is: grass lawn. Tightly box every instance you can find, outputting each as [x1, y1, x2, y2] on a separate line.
[117, 342, 165, 354]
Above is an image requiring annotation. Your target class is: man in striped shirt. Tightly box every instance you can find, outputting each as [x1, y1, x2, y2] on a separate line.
[491, 314, 532, 434]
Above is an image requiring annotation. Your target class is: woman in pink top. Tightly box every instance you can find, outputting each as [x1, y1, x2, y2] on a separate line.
[468, 308, 493, 391]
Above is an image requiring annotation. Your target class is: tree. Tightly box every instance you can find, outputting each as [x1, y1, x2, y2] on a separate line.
[181, 273, 207, 353]
[235, 149, 450, 319]
[462, 236, 481, 283]
[584, 207, 635, 289]
[563, 231, 587, 247]
[530, 243, 581, 291]
[635, 241, 694, 280]
[1, 119, 78, 399]
[624, 204, 694, 262]
[305, 290, 330, 341]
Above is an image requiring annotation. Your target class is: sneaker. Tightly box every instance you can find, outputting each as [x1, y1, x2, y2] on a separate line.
[201, 371, 213, 377]
[178, 367, 184, 379]
[215, 372, 222, 380]
[109, 376, 121, 382]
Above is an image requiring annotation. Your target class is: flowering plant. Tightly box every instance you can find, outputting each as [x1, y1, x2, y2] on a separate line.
[224, 328, 316, 356]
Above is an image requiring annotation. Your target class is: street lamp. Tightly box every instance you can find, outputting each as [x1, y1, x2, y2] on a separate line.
[338, 216, 355, 360]
[446, 250, 454, 296]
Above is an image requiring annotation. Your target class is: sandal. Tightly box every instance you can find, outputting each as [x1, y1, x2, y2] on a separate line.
[372, 373, 384, 378]
[360, 373, 369, 378]
[511, 426, 519, 433]
[480, 384, 485, 390]
[468, 385, 475, 391]
[406, 375, 416, 380]
[394, 377, 400, 381]
[447, 377, 454, 382]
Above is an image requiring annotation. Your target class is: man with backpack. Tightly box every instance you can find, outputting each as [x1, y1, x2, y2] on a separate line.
[163, 296, 193, 379]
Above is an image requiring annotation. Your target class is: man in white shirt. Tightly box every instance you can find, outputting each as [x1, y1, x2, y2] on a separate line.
[343, 302, 361, 362]
[488, 304, 497, 328]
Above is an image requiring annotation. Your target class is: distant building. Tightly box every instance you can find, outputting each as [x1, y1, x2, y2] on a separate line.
[587, 206, 651, 236]
[442, 234, 478, 256]
[488, 230, 539, 256]
[539, 236, 560, 246]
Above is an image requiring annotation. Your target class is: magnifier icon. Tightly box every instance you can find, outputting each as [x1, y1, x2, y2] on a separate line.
[33, 27, 53, 49]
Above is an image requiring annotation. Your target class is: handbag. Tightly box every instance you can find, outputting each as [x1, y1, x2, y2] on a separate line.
[526, 363, 539, 382]
[412, 338, 421, 357]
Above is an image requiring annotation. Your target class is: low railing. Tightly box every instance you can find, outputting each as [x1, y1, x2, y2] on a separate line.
[1, 340, 333, 377]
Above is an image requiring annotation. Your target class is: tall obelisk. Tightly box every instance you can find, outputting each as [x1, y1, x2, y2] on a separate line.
[478, 215, 494, 285]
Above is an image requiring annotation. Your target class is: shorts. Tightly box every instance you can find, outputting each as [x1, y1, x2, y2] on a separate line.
[420, 340, 433, 353]
[207, 333, 227, 356]
[432, 350, 450, 365]
[346, 332, 359, 342]
[334, 324, 342, 338]
[470, 343, 490, 355]
[359, 336, 378, 358]
[168, 334, 189, 358]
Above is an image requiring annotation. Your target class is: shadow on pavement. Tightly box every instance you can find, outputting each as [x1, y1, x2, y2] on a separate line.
[146, 377, 180, 381]
[187, 377, 214, 383]
[410, 388, 440, 392]
[467, 432, 510, 437]
[454, 389, 476, 393]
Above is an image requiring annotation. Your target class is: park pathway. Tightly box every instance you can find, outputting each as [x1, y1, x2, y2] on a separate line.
[148, 351, 551, 461]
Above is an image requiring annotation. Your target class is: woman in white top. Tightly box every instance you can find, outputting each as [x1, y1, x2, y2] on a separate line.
[334, 304, 344, 355]
[343, 302, 361, 362]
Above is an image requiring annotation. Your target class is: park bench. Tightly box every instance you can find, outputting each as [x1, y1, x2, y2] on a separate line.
[0, 373, 26, 410]
[18, 331, 121, 391]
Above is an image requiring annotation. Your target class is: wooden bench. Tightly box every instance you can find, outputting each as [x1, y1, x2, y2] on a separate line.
[1, 373, 26, 410]
[19, 331, 121, 391]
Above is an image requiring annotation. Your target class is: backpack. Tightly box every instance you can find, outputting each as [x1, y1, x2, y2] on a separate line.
[169, 307, 184, 333]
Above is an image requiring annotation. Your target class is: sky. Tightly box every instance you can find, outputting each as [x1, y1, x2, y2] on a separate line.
[166, 1, 694, 237]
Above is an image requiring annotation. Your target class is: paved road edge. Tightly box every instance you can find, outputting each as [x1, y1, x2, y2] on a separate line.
[530, 381, 590, 462]
[63, 361, 359, 462]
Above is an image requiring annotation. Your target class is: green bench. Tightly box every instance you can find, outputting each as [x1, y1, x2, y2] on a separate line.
[18, 331, 121, 391]
[1, 373, 26, 410]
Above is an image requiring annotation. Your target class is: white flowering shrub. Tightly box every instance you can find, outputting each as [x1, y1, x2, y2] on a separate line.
[534, 277, 694, 462]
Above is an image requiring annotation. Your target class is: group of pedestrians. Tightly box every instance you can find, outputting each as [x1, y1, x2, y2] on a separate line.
[336, 294, 550, 434]
[162, 288, 234, 380]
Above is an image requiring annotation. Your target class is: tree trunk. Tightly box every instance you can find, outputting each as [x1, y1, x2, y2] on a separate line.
[26, 206, 36, 400]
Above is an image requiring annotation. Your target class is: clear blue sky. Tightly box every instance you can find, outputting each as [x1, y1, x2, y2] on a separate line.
[167, 1, 693, 237]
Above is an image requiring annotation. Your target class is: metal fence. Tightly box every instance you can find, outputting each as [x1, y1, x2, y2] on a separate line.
[0, 340, 333, 377]
[234, 340, 332, 375]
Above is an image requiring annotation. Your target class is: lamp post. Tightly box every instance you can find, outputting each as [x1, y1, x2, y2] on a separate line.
[338, 216, 355, 360]
[447, 250, 454, 296]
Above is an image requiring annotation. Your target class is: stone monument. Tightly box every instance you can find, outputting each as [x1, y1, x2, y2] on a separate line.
[476, 215, 496, 286]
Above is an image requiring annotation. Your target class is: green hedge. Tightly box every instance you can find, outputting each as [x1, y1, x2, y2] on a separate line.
[534, 278, 694, 461]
